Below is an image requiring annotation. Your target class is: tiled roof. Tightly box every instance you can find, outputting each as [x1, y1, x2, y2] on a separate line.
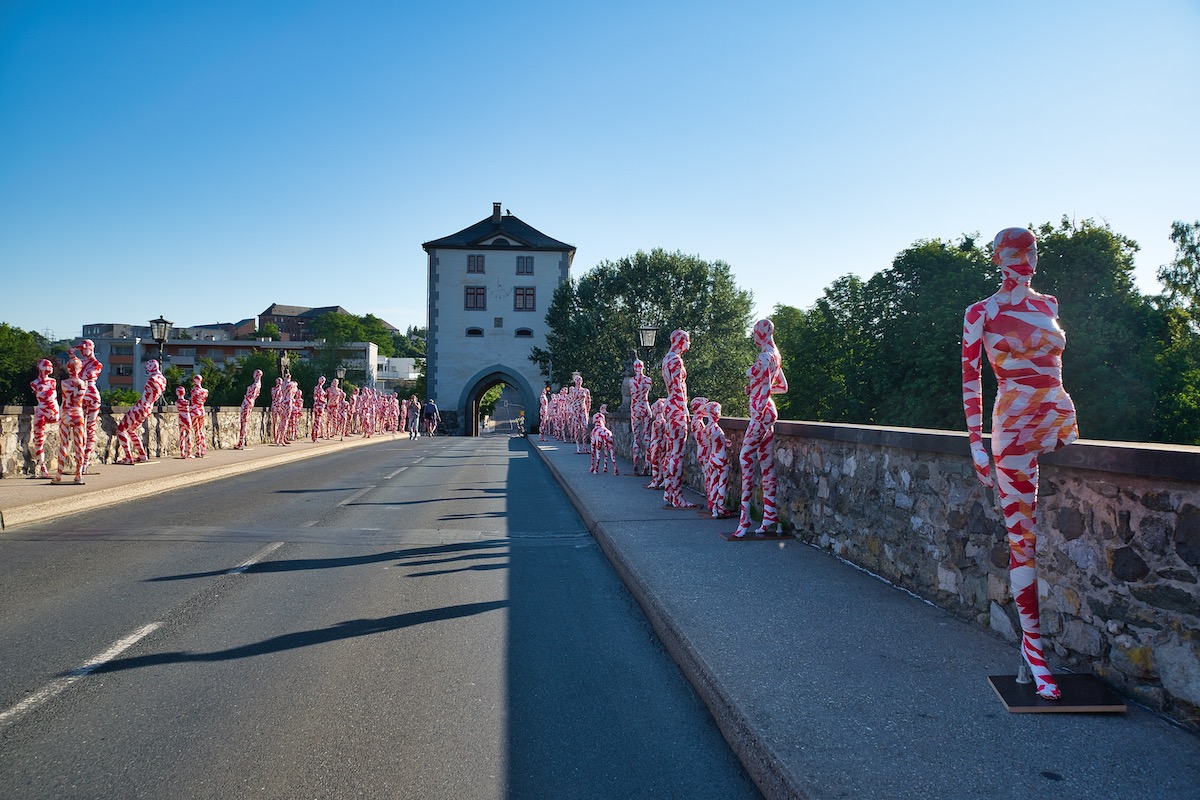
[423, 212, 574, 252]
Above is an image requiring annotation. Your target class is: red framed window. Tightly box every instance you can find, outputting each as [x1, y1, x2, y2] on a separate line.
[514, 287, 536, 311]
[465, 286, 487, 310]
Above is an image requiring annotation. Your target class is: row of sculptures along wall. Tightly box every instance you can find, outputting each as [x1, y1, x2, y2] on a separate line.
[1, 403, 1198, 728]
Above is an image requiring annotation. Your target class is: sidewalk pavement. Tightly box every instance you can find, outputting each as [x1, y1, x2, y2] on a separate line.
[2, 432, 1197, 798]
[528, 438, 1200, 800]
[0, 432, 398, 529]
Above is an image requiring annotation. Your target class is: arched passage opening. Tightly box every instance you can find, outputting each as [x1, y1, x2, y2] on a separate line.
[458, 365, 538, 437]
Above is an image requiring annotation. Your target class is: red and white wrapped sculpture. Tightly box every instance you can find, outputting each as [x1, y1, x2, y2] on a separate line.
[962, 227, 1078, 700]
[115, 359, 167, 464]
[29, 358, 60, 478]
[189, 374, 209, 458]
[629, 359, 653, 476]
[175, 385, 193, 458]
[234, 369, 264, 450]
[734, 319, 789, 537]
[660, 329, 695, 509]
[72, 339, 103, 474]
[53, 357, 87, 484]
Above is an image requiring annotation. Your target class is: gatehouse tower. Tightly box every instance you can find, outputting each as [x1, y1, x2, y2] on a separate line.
[422, 203, 575, 435]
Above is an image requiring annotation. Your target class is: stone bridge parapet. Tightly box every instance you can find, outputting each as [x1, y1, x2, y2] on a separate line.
[607, 412, 1200, 730]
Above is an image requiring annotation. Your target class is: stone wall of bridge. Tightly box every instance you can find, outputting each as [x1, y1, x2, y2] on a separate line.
[608, 413, 1200, 729]
[0, 405, 310, 475]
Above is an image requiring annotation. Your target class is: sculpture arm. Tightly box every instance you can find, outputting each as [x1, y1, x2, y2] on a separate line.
[961, 303, 992, 488]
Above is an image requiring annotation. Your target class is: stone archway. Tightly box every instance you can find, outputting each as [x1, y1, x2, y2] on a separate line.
[457, 364, 538, 437]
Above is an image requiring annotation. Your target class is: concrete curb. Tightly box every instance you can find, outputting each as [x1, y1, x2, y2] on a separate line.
[0, 434, 399, 530]
[527, 439, 804, 800]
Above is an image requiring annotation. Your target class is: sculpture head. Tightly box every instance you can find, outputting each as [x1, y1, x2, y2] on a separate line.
[37, 358, 54, 376]
[705, 400, 722, 422]
[65, 357, 82, 377]
[330, 379, 340, 390]
[752, 318, 775, 349]
[992, 227, 1037, 280]
[317, 376, 326, 386]
[145, 359, 160, 374]
[690, 396, 707, 414]
[76, 339, 95, 357]
[176, 385, 187, 400]
[669, 329, 690, 353]
[253, 369, 263, 380]
[275, 377, 283, 387]
[572, 372, 583, 388]
[192, 374, 203, 387]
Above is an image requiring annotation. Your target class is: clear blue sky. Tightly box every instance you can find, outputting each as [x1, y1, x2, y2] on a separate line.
[2, 0, 1197, 341]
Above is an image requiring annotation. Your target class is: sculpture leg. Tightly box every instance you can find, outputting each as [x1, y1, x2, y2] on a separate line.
[81, 401, 100, 474]
[735, 421, 765, 536]
[236, 406, 249, 449]
[995, 454, 1058, 699]
[711, 451, 731, 518]
[662, 420, 694, 508]
[756, 426, 779, 533]
[32, 416, 50, 477]
[129, 416, 148, 462]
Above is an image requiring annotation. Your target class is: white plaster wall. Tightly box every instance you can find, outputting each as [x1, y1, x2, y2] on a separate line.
[427, 247, 566, 424]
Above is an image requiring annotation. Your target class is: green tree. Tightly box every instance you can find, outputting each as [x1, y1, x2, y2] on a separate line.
[393, 326, 427, 358]
[531, 249, 755, 413]
[1152, 220, 1200, 444]
[868, 236, 996, 430]
[479, 383, 505, 419]
[101, 388, 141, 406]
[1033, 218, 1163, 442]
[164, 364, 189, 398]
[360, 314, 395, 357]
[246, 322, 281, 341]
[196, 357, 235, 406]
[0, 323, 50, 405]
[772, 274, 879, 424]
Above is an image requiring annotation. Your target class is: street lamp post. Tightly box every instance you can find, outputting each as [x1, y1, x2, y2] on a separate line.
[637, 323, 658, 360]
[149, 316, 172, 407]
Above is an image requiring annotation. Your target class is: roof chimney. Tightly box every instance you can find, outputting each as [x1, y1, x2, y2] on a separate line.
[492, 202, 502, 223]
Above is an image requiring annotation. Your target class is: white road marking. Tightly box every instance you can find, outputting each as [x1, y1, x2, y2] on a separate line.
[0, 621, 163, 728]
[228, 541, 285, 574]
[300, 520, 318, 528]
[337, 486, 376, 507]
[384, 466, 407, 479]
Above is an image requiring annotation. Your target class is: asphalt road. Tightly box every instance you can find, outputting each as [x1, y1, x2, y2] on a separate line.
[0, 434, 760, 799]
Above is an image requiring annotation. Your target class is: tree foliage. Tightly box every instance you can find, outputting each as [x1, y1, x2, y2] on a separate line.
[531, 249, 755, 413]
[309, 312, 395, 357]
[770, 220, 1200, 444]
[0, 323, 50, 405]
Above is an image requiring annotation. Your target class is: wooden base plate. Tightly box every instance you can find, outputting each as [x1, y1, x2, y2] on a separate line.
[988, 673, 1127, 713]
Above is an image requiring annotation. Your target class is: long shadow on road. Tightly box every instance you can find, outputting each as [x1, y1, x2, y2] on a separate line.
[500, 435, 759, 798]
